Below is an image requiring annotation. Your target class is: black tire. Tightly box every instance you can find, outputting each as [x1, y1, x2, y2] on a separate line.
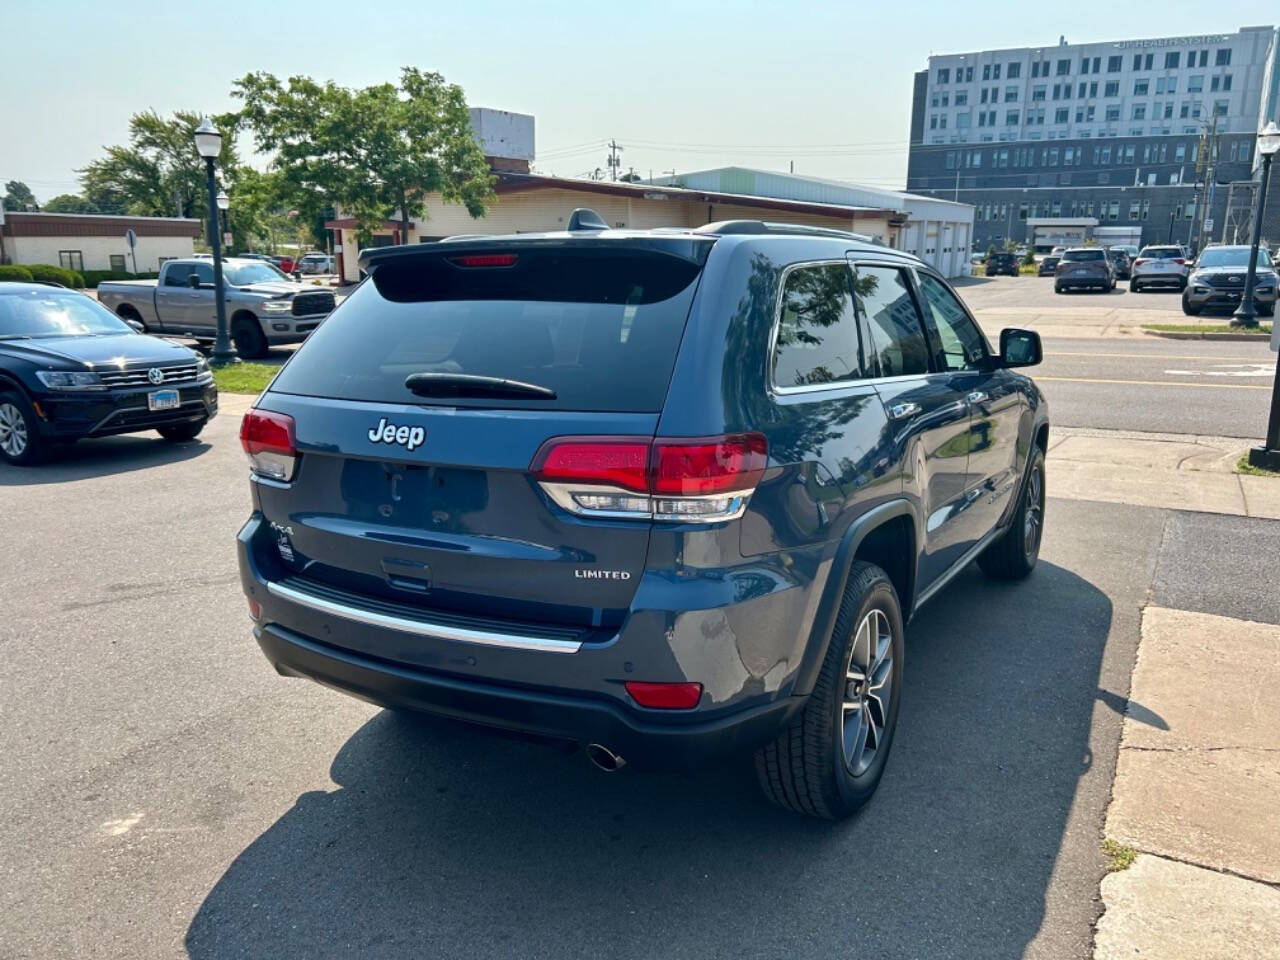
[1181, 292, 1201, 316]
[1257, 302, 1274, 318]
[1178, 277, 1188, 292]
[978, 446, 1045, 580]
[1130, 280, 1141, 293]
[157, 420, 206, 443]
[1054, 285, 1063, 294]
[755, 561, 904, 820]
[0, 388, 47, 465]
[232, 317, 269, 359]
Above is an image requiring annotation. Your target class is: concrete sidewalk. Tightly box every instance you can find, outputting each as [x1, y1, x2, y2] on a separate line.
[973, 305, 1272, 341]
[1047, 426, 1280, 519]
[1095, 607, 1280, 958]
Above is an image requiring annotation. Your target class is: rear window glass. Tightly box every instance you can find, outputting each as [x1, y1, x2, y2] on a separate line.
[1062, 250, 1105, 262]
[772, 263, 862, 388]
[268, 250, 702, 412]
[1141, 247, 1183, 259]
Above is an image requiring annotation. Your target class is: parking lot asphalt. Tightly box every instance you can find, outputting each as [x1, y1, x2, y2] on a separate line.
[5, 405, 1259, 960]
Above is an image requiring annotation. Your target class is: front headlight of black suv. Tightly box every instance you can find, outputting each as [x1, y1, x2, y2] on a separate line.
[35, 370, 106, 392]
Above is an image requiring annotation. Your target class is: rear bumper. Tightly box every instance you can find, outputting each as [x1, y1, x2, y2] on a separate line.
[1132, 272, 1185, 288]
[254, 622, 801, 768]
[1055, 275, 1109, 288]
[237, 514, 810, 768]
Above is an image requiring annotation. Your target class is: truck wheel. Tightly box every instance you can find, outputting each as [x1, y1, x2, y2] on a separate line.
[978, 447, 1045, 580]
[0, 389, 47, 465]
[755, 561, 903, 819]
[157, 421, 206, 443]
[232, 318, 269, 359]
[1130, 280, 1141, 293]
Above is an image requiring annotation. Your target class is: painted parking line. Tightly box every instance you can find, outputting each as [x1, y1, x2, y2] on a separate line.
[1035, 376, 1271, 391]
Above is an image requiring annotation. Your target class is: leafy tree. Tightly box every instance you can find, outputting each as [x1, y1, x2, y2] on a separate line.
[1021, 247, 1036, 266]
[42, 194, 100, 214]
[233, 67, 494, 243]
[985, 243, 997, 259]
[3, 180, 38, 211]
[79, 110, 239, 224]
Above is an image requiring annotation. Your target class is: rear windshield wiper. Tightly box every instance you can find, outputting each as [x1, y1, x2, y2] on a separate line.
[404, 372, 557, 400]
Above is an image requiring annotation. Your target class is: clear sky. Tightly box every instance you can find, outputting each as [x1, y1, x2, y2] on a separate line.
[1, 0, 1274, 203]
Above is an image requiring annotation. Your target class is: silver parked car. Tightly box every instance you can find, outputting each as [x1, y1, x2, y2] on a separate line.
[1182, 245, 1277, 317]
[1054, 248, 1115, 293]
[1129, 245, 1189, 293]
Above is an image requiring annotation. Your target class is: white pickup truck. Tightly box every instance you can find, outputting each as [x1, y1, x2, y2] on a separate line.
[97, 257, 335, 359]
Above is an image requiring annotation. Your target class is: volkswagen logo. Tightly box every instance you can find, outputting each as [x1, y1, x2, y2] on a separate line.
[147, 368, 165, 385]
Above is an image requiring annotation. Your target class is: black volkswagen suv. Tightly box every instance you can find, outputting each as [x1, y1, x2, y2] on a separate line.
[237, 216, 1048, 818]
[0, 283, 217, 464]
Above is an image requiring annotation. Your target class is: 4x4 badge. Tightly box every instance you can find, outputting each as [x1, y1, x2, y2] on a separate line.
[368, 418, 425, 451]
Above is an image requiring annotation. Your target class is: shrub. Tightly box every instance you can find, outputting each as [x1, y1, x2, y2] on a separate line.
[0, 264, 34, 282]
[26, 264, 84, 288]
[80, 269, 159, 289]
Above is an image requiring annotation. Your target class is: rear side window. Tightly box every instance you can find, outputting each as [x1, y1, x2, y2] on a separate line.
[854, 265, 930, 377]
[772, 263, 862, 389]
[1062, 250, 1105, 262]
[269, 250, 702, 412]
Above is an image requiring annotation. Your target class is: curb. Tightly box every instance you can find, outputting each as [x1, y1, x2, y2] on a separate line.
[1141, 330, 1272, 342]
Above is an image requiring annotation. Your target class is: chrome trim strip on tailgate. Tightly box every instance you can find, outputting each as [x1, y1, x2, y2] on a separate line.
[266, 580, 583, 654]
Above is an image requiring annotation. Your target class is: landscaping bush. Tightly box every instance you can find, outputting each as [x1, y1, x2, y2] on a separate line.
[0, 265, 34, 282]
[25, 264, 84, 288]
[80, 269, 159, 289]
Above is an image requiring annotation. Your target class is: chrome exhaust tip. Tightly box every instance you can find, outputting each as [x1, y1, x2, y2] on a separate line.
[584, 743, 626, 772]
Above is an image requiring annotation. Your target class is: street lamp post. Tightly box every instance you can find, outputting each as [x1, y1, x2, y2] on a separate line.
[216, 189, 230, 249]
[194, 118, 236, 365]
[1245, 121, 1280, 471]
[1231, 122, 1279, 330]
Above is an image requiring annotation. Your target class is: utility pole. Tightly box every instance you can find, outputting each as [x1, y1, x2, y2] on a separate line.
[1191, 114, 1219, 253]
[606, 140, 623, 181]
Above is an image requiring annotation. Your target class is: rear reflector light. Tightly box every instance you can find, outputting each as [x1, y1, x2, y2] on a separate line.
[450, 253, 518, 268]
[240, 408, 297, 482]
[531, 434, 767, 523]
[625, 681, 703, 709]
[247, 598, 261, 620]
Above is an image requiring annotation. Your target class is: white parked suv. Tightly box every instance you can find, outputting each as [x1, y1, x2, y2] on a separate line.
[1129, 245, 1189, 292]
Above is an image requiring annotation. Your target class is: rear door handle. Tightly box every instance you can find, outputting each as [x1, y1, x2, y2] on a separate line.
[967, 391, 989, 405]
[888, 401, 921, 420]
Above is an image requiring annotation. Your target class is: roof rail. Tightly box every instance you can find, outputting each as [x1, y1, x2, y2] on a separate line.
[566, 208, 609, 232]
[695, 220, 879, 244]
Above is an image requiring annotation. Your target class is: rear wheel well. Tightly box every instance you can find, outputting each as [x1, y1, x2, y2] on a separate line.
[115, 303, 141, 321]
[853, 515, 915, 614]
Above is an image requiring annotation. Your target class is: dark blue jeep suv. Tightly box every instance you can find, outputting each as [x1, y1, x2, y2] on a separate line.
[237, 215, 1048, 818]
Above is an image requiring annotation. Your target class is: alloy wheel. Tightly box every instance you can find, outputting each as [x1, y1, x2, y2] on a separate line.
[0, 402, 28, 458]
[1024, 464, 1044, 557]
[842, 608, 894, 777]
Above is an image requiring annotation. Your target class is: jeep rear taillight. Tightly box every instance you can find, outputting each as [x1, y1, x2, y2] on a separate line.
[240, 408, 297, 482]
[531, 434, 768, 523]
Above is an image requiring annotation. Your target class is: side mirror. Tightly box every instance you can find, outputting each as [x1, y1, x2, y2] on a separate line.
[1000, 328, 1042, 368]
[187, 273, 202, 289]
[125, 319, 144, 333]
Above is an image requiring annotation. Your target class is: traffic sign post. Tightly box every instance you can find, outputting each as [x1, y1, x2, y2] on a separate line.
[124, 228, 138, 275]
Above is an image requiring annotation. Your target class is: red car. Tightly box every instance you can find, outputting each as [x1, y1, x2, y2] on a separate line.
[269, 255, 296, 273]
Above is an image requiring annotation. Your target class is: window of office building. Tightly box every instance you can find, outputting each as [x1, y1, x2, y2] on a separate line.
[1032, 84, 1046, 101]
[1163, 103, 1173, 120]
[1141, 200, 1150, 220]
[1214, 100, 1228, 117]
[1104, 81, 1119, 97]
[938, 67, 950, 83]
[992, 63, 1001, 80]
[1134, 79, 1149, 96]
[1215, 48, 1231, 66]
[1005, 110, 1019, 126]
[1174, 143, 1186, 162]
[1055, 108, 1068, 124]
[1048, 147, 1059, 166]
[942, 93, 950, 106]
[981, 88, 988, 104]
[1005, 86, 1018, 102]
[1078, 82, 1087, 98]
[1107, 201, 1120, 221]
[1211, 75, 1220, 91]
[1222, 74, 1232, 91]
[1106, 55, 1121, 73]
[1105, 105, 1120, 122]
[1164, 52, 1180, 69]
[1167, 77, 1177, 94]
[1008, 61, 1021, 79]
[1129, 200, 1141, 219]
[1123, 144, 1135, 163]
[1132, 104, 1146, 120]
[955, 91, 967, 105]
[1056, 58, 1070, 75]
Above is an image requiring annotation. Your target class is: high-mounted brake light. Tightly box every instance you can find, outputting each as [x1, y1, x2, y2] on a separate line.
[531, 434, 768, 523]
[449, 253, 519, 268]
[240, 408, 298, 482]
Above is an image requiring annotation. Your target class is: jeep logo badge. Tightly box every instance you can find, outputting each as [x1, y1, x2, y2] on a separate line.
[368, 417, 426, 451]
